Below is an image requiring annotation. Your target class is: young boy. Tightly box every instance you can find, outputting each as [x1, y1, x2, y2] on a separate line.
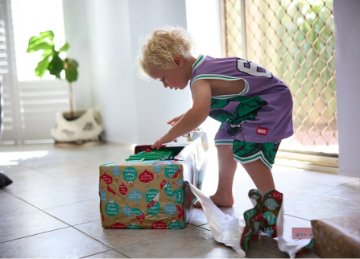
[139, 27, 293, 208]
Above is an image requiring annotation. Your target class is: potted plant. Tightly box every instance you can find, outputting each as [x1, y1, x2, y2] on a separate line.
[27, 30, 103, 143]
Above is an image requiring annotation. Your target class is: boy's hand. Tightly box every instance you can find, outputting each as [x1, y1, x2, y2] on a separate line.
[151, 138, 164, 149]
[152, 114, 184, 149]
[151, 134, 173, 149]
[167, 114, 184, 126]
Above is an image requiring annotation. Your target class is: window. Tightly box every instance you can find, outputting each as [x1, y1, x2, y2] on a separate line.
[11, 0, 66, 81]
[223, 0, 337, 171]
[0, 0, 68, 144]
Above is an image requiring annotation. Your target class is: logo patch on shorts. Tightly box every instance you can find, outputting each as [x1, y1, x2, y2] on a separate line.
[256, 127, 268, 136]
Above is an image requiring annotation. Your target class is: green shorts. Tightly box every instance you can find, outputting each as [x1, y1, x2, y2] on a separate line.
[232, 140, 281, 169]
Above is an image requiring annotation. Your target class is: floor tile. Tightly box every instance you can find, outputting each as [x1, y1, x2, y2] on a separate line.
[0, 190, 38, 217]
[19, 184, 98, 210]
[0, 149, 50, 167]
[247, 235, 319, 258]
[247, 236, 288, 258]
[274, 166, 354, 187]
[45, 199, 100, 225]
[284, 190, 360, 220]
[5, 173, 80, 197]
[84, 249, 128, 258]
[75, 220, 175, 248]
[0, 227, 110, 258]
[321, 180, 360, 202]
[0, 209, 67, 243]
[117, 225, 241, 258]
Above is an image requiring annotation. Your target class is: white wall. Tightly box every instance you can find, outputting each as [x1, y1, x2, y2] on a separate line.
[334, 0, 360, 178]
[127, 0, 190, 144]
[185, 0, 223, 142]
[63, 0, 225, 145]
[64, 0, 190, 144]
[87, 0, 139, 144]
[63, 0, 93, 110]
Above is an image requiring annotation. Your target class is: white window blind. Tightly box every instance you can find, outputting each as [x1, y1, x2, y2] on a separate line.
[0, 0, 69, 144]
[0, 0, 19, 144]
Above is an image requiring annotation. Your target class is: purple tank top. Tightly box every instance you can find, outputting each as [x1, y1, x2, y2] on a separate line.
[190, 55, 293, 143]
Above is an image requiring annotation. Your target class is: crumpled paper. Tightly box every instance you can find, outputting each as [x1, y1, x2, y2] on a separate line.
[189, 183, 245, 256]
[277, 207, 313, 258]
[189, 183, 312, 258]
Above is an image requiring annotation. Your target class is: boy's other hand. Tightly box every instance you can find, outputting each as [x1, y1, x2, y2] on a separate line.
[167, 114, 184, 126]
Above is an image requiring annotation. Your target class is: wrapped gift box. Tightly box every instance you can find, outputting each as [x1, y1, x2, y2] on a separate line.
[311, 216, 360, 257]
[99, 131, 208, 229]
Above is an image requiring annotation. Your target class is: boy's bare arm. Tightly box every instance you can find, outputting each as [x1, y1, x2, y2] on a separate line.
[152, 80, 212, 148]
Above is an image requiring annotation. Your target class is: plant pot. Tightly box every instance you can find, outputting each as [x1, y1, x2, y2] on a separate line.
[51, 108, 104, 143]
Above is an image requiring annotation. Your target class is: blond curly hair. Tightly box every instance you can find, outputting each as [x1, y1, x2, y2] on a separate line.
[139, 27, 193, 75]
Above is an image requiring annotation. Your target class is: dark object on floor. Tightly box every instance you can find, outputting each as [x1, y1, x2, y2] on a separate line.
[0, 172, 13, 188]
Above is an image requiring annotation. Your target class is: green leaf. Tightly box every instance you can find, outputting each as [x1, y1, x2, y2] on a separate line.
[48, 54, 64, 78]
[27, 30, 80, 83]
[64, 58, 79, 83]
[42, 48, 53, 57]
[59, 42, 70, 52]
[34, 56, 51, 77]
[27, 31, 54, 52]
[27, 41, 53, 53]
[38, 30, 54, 40]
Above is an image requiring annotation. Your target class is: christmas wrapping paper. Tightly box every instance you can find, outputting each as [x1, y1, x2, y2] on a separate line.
[99, 161, 194, 229]
[99, 131, 208, 229]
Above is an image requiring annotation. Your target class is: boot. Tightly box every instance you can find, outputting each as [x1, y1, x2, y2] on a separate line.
[240, 189, 264, 251]
[262, 189, 283, 238]
[240, 189, 284, 251]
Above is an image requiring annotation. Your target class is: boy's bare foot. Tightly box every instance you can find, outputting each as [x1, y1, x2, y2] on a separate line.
[193, 195, 234, 208]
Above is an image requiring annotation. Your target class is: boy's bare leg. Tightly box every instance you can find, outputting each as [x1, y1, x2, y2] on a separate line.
[211, 144, 237, 206]
[194, 147, 275, 208]
[242, 159, 275, 194]
[194, 144, 237, 207]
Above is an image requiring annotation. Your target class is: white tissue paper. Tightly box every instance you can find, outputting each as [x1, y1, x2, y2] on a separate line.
[189, 183, 246, 256]
[276, 207, 313, 258]
[189, 183, 312, 258]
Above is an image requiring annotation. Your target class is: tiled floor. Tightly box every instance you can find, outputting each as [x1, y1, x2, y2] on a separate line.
[0, 142, 359, 258]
